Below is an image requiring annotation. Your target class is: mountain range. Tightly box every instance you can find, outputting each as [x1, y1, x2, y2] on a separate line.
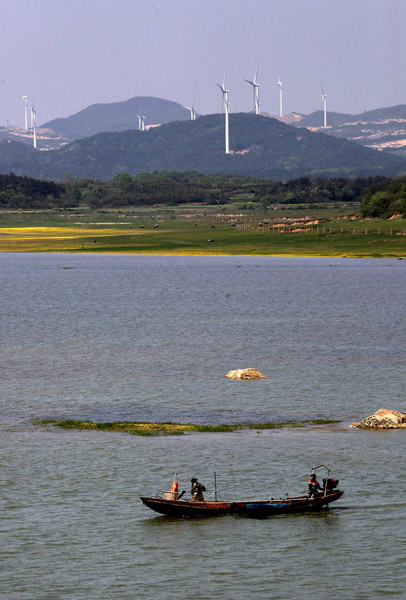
[3, 96, 406, 158]
[41, 96, 191, 140]
[0, 97, 191, 151]
[291, 105, 406, 155]
[0, 113, 404, 181]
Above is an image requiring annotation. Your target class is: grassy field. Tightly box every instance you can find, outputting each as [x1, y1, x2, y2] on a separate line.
[0, 206, 405, 258]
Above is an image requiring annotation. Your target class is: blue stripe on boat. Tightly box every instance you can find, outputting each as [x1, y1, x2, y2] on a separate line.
[246, 503, 286, 510]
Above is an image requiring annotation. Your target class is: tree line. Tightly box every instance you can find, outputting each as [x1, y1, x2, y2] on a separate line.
[0, 170, 405, 218]
[0, 173, 66, 209]
[359, 176, 406, 218]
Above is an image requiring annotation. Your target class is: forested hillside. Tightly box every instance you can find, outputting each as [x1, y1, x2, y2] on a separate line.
[0, 114, 405, 181]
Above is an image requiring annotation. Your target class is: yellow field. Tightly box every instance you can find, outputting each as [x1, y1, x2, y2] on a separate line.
[0, 220, 405, 258]
[0, 226, 146, 252]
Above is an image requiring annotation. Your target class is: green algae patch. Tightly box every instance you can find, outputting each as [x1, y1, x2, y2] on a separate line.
[34, 418, 339, 436]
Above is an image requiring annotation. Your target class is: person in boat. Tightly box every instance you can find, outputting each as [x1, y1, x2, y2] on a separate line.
[191, 477, 206, 501]
[308, 473, 323, 497]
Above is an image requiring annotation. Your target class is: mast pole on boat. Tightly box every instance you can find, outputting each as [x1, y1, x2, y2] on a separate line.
[323, 466, 331, 497]
[214, 471, 217, 501]
[312, 464, 331, 497]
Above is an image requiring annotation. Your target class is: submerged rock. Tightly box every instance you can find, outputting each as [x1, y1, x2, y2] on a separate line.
[350, 408, 406, 429]
[225, 368, 268, 380]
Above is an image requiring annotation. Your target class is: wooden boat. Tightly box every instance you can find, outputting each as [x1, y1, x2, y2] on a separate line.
[140, 466, 344, 518]
[140, 489, 344, 518]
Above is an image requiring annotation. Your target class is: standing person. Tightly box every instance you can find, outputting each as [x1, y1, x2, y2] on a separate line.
[308, 473, 323, 497]
[191, 477, 206, 500]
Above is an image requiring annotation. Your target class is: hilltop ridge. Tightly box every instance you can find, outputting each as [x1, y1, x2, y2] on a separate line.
[0, 113, 404, 181]
[41, 96, 191, 140]
[0, 96, 191, 150]
[3, 96, 406, 157]
[292, 105, 406, 155]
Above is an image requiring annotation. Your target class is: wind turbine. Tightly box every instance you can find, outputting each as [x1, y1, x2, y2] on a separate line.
[217, 75, 230, 154]
[137, 114, 146, 131]
[185, 103, 197, 120]
[22, 95, 29, 130]
[321, 84, 327, 127]
[29, 105, 37, 148]
[277, 76, 283, 117]
[244, 67, 260, 115]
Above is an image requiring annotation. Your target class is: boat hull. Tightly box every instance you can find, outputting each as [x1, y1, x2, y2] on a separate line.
[140, 490, 344, 518]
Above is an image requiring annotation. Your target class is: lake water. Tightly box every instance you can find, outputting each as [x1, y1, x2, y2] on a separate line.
[0, 253, 405, 599]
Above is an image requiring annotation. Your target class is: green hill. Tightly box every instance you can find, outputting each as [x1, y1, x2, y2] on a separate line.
[41, 96, 191, 140]
[0, 113, 405, 181]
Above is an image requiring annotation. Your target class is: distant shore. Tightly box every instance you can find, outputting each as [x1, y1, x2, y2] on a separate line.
[1, 210, 405, 258]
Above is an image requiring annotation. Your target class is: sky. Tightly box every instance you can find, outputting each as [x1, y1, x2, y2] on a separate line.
[1, 0, 406, 128]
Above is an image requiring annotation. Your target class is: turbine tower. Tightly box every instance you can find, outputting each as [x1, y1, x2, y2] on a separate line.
[277, 77, 283, 117]
[321, 84, 327, 127]
[137, 114, 146, 131]
[185, 103, 197, 120]
[244, 67, 260, 115]
[22, 95, 29, 130]
[29, 106, 37, 148]
[217, 75, 230, 154]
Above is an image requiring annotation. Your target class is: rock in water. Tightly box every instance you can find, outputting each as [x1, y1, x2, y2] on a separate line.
[350, 408, 406, 429]
[225, 368, 267, 380]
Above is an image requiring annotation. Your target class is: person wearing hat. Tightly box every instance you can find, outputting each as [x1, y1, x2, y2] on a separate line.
[308, 473, 323, 498]
[191, 477, 206, 501]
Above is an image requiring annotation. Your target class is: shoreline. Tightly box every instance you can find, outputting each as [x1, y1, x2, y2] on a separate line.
[0, 250, 401, 258]
[0, 249, 403, 258]
[0, 241, 404, 259]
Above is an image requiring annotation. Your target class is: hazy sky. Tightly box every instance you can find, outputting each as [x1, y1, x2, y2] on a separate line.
[2, 0, 406, 127]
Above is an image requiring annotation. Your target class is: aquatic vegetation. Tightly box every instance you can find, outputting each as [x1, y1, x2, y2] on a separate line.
[34, 418, 339, 436]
